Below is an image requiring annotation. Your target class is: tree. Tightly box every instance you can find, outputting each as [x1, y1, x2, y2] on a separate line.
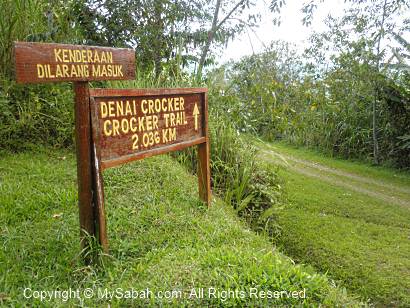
[74, 0, 211, 77]
[74, 0, 258, 79]
[0, 0, 83, 79]
[196, 0, 259, 80]
[269, 0, 410, 164]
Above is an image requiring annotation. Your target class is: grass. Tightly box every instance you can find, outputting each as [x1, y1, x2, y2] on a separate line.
[256, 140, 410, 307]
[266, 140, 410, 188]
[0, 148, 359, 306]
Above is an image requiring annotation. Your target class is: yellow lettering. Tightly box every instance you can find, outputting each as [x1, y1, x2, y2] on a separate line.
[170, 113, 175, 126]
[162, 128, 176, 143]
[101, 102, 108, 118]
[153, 115, 159, 130]
[125, 101, 132, 116]
[162, 129, 168, 143]
[62, 49, 69, 62]
[138, 117, 145, 131]
[94, 50, 100, 63]
[77, 65, 84, 77]
[84, 65, 89, 77]
[133, 100, 137, 114]
[46, 65, 55, 78]
[101, 65, 107, 77]
[116, 101, 124, 116]
[70, 65, 78, 77]
[169, 128, 176, 141]
[55, 64, 63, 78]
[174, 97, 179, 111]
[103, 120, 112, 136]
[116, 65, 123, 77]
[37, 64, 45, 78]
[92, 65, 100, 77]
[180, 97, 184, 110]
[132, 134, 139, 149]
[162, 98, 167, 112]
[163, 113, 170, 127]
[141, 100, 148, 114]
[184, 111, 187, 124]
[54, 49, 62, 62]
[62, 64, 69, 77]
[100, 51, 107, 63]
[107, 52, 113, 63]
[69, 50, 75, 62]
[146, 116, 152, 131]
[112, 119, 120, 136]
[154, 99, 161, 113]
[78, 50, 83, 62]
[130, 117, 137, 132]
[87, 50, 93, 63]
[167, 98, 174, 111]
[176, 112, 182, 125]
[108, 101, 115, 117]
[121, 118, 129, 134]
[148, 100, 154, 114]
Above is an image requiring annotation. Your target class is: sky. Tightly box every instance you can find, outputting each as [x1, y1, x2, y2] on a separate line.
[219, 0, 351, 63]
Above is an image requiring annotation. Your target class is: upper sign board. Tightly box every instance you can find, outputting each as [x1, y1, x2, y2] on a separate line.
[90, 88, 208, 169]
[14, 42, 135, 83]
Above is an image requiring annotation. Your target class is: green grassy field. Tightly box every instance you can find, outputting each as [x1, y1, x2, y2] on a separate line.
[257, 140, 410, 307]
[0, 148, 359, 307]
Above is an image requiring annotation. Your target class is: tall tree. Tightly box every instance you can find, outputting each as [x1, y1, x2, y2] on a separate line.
[196, 0, 259, 80]
[270, 0, 410, 164]
[74, 0, 258, 79]
[75, 0, 211, 76]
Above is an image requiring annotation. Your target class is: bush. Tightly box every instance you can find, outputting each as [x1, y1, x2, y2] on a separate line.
[0, 80, 75, 150]
[174, 111, 285, 238]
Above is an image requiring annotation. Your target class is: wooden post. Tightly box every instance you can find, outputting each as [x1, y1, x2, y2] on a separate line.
[13, 42, 136, 261]
[198, 92, 211, 206]
[90, 98, 109, 253]
[74, 82, 96, 258]
[198, 142, 211, 206]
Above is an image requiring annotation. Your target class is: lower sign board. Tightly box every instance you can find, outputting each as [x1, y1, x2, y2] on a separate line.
[89, 88, 208, 169]
[89, 88, 211, 252]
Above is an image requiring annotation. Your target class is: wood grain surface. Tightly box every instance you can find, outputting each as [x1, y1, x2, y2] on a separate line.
[14, 41, 135, 83]
[90, 88, 208, 169]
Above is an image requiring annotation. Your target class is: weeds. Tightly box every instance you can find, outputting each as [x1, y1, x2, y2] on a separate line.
[0, 149, 360, 306]
[174, 113, 285, 239]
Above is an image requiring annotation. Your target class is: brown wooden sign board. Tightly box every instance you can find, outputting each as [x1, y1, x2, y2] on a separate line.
[89, 88, 208, 169]
[89, 88, 211, 252]
[13, 42, 211, 259]
[14, 41, 135, 83]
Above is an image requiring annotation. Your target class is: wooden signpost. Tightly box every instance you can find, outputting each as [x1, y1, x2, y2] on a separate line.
[13, 42, 211, 258]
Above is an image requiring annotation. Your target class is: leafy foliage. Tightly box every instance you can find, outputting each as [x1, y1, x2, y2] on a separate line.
[174, 110, 285, 238]
[209, 37, 410, 168]
[74, 0, 259, 78]
[0, 81, 75, 150]
[0, 0, 84, 150]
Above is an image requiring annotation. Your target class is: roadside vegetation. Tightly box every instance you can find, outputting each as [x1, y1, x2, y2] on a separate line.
[255, 141, 410, 306]
[203, 1, 410, 305]
[208, 1, 410, 169]
[0, 149, 359, 306]
[1, 0, 410, 306]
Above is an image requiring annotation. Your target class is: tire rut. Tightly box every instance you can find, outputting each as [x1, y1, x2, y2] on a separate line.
[259, 148, 410, 208]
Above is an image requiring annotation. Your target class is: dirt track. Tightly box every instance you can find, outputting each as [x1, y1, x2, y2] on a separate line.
[259, 144, 410, 208]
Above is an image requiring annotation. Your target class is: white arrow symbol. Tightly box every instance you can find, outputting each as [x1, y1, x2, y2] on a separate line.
[193, 103, 200, 131]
